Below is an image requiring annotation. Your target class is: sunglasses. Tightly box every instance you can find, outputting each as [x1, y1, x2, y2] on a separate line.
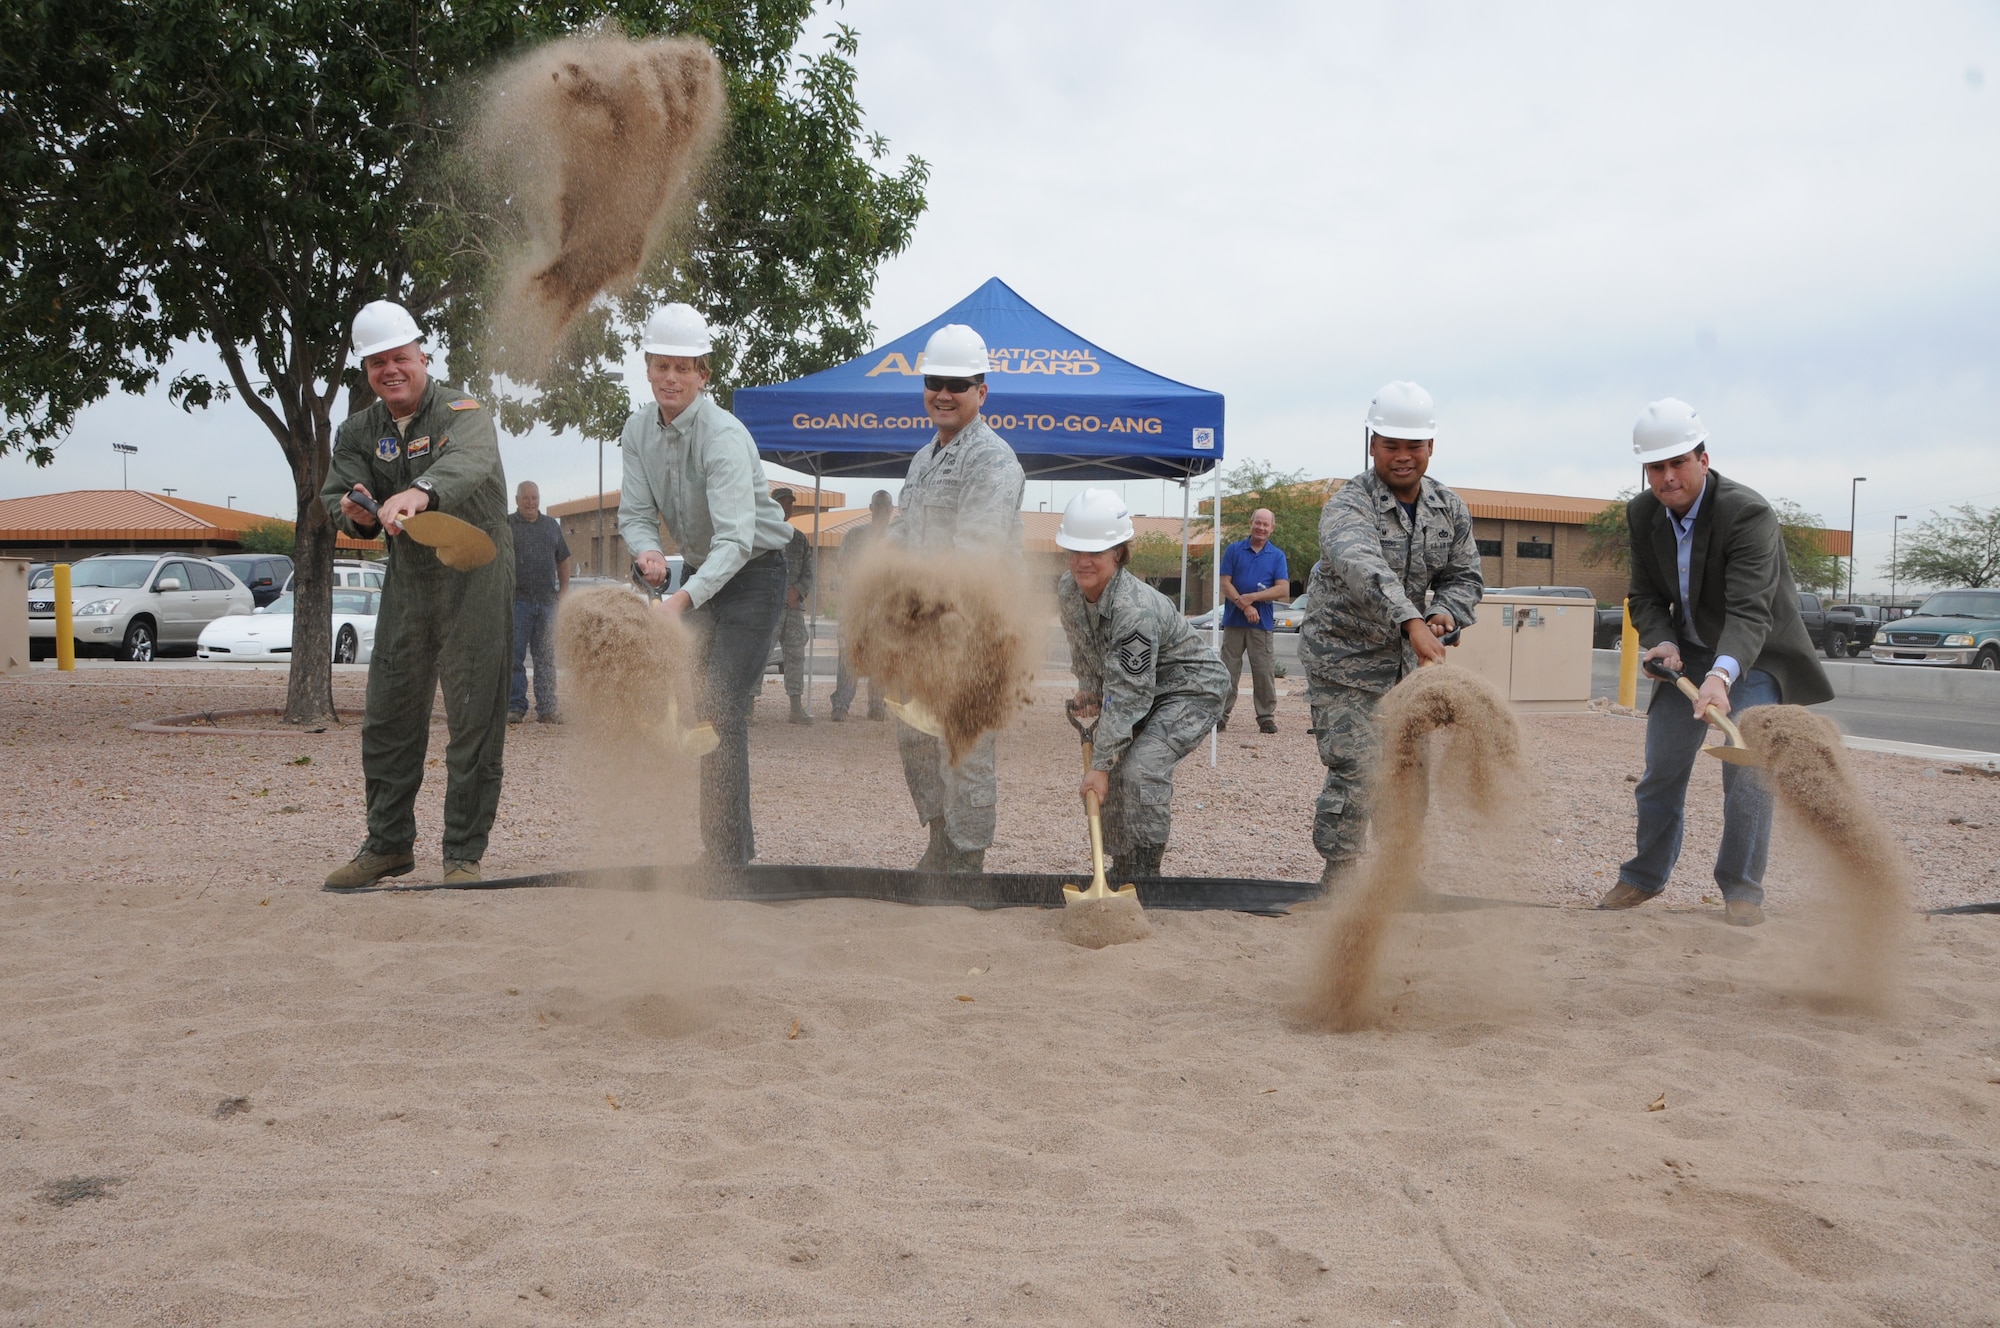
[923, 375, 978, 394]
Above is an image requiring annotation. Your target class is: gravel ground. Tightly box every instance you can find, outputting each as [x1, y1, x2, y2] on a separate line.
[3, 666, 1995, 909]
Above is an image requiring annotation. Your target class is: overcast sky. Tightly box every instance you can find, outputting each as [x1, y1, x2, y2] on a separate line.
[10, 1, 1997, 592]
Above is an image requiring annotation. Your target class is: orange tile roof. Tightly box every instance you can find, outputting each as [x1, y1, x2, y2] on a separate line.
[0, 489, 381, 550]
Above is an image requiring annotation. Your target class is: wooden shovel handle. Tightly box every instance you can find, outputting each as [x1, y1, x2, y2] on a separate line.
[1672, 675, 1748, 750]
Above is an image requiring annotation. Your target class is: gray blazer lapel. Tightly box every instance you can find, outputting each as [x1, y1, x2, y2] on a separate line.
[1648, 504, 1679, 618]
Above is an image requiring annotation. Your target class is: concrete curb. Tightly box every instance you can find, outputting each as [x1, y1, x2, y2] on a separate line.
[1591, 650, 2000, 703]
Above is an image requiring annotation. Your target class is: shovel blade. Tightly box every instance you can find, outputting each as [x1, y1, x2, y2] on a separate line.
[884, 696, 947, 739]
[1701, 743, 1762, 766]
[401, 511, 498, 570]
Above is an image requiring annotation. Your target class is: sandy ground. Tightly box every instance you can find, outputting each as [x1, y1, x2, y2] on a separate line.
[3, 666, 1999, 1325]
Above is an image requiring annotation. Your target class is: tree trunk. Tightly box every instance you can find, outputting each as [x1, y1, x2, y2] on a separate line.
[285, 463, 340, 727]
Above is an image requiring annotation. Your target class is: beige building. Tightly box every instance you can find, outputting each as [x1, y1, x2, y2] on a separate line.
[549, 484, 846, 578]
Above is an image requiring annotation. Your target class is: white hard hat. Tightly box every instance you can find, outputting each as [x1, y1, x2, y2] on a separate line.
[919, 324, 991, 378]
[1364, 381, 1436, 441]
[641, 303, 713, 357]
[1632, 398, 1708, 464]
[1056, 488, 1136, 553]
[351, 300, 424, 359]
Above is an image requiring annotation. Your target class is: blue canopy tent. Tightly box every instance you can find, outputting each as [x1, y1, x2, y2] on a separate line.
[733, 279, 1229, 760]
[732, 278, 1224, 482]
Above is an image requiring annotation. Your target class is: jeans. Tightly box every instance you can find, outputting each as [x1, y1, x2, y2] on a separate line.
[688, 550, 786, 863]
[1620, 664, 1780, 903]
[510, 598, 558, 717]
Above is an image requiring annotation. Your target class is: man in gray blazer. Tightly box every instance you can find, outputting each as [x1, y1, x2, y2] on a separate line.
[1596, 399, 1832, 926]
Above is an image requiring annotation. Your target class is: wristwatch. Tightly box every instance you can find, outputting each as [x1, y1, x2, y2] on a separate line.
[412, 477, 437, 511]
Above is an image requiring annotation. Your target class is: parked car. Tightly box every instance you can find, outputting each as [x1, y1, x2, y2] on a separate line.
[198, 587, 380, 663]
[212, 553, 295, 608]
[1796, 592, 1865, 659]
[1869, 589, 2000, 670]
[27, 553, 255, 661]
[27, 563, 52, 591]
[280, 559, 386, 594]
[1827, 603, 1889, 650]
[1593, 606, 1626, 650]
[1494, 585, 1594, 600]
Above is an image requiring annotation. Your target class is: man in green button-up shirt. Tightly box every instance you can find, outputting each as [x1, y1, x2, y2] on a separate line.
[318, 300, 515, 889]
[620, 303, 793, 864]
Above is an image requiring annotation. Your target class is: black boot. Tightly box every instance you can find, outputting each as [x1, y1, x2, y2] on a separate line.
[916, 819, 950, 871]
[941, 843, 986, 876]
[1116, 843, 1164, 880]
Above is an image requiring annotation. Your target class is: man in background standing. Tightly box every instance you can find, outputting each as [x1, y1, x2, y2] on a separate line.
[508, 480, 571, 725]
[830, 489, 894, 722]
[771, 488, 817, 725]
[1218, 506, 1289, 735]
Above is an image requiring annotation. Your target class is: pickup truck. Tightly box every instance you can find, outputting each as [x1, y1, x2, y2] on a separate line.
[1827, 603, 1889, 650]
[1797, 592, 1865, 659]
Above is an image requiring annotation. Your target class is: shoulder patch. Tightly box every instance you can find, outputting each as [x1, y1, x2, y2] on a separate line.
[1114, 630, 1153, 678]
[447, 397, 481, 411]
[405, 435, 431, 457]
[375, 436, 400, 461]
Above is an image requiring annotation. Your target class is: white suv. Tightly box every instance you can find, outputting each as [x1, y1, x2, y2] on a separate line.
[28, 554, 256, 661]
[280, 559, 387, 594]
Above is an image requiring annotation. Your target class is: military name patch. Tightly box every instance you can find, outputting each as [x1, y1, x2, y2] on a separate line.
[447, 397, 480, 411]
[375, 436, 400, 461]
[1114, 630, 1153, 677]
[406, 435, 430, 457]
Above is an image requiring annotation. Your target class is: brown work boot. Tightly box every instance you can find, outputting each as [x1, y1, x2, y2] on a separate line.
[1316, 858, 1353, 894]
[324, 848, 415, 890]
[1257, 716, 1278, 734]
[916, 819, 950, 872]
[789, 695, 813, 725]
[442, 859, 482, 885]
[1724, 898, 1765, 927]
[1595, 881, 1657, 910]
[941, 844, 986, 876]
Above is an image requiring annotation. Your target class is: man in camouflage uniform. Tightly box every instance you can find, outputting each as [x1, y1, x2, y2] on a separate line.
[1299, 381, 1484, 887]
[322, 300, 514, 888]
[1056, 490, 1228, 879]
[889, 323, 1026, 874]
[770, 489, 818, 724]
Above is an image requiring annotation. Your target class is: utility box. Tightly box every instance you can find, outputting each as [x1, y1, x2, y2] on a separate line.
[0, 559, 28, 675]
[1451, 593, 1593, 713]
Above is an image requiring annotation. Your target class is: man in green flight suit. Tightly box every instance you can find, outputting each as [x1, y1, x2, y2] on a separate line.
[320, 300, 515, 888]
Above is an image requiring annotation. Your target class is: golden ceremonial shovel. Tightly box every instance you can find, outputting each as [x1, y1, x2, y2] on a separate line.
[347, 486, 496, 570]
[1642, 658, 1761, 765]
[1061, 700, 1137, 905]
[644, 695, 719, 758]
[884, 695, 947, 739]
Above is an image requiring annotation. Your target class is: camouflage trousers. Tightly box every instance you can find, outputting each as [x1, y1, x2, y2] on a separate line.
[1098, 691, 1224, 857]
[898, 726, 998, 851]
[779, 606, 809, 698]
[1308, 679, 1428, 870]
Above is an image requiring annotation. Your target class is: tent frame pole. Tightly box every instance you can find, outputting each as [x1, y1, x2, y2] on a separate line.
[1211, 463, 1222, 767]
[1178, 475, 1190, 614]
[807, 462, 823, 712]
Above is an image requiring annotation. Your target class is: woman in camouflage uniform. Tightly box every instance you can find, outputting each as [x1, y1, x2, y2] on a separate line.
[1055, 490, 1229, 880]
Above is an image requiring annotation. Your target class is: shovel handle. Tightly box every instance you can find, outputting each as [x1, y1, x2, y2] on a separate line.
[346, 485, 380, 517]
[1647, 658, 1751, 751]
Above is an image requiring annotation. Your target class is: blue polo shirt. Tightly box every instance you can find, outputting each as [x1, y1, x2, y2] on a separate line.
[1220, 537, 1289, 629]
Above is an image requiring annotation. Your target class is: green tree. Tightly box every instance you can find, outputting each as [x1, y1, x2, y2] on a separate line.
[1212, 460, 1327, 598]
[1577, 489, 1840, 594]
[1883, 505, 2000, 589]
[1, 0, 925, 723]
[236, 519, 296, 555]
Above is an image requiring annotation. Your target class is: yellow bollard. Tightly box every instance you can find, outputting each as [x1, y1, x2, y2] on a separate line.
[53, 563, 75, 671]
[1617, 596, 1638, 708]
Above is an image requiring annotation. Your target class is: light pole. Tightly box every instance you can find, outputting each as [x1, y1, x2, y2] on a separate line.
[161, 487, 177, 497]
[227, 495, 236, 508]
[1892, 514, 1908, 611]
[112, 441, 137, 489]
[1847, 476, 1866, 601]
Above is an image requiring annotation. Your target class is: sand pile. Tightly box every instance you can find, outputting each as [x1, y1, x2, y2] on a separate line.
[1738, 706, 1911, 1005]
[556, 585, 708, 867]
[843, 543, 1042, 763]
[475, 31, 727, 373]
[1301, 665, 1527, 1031]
